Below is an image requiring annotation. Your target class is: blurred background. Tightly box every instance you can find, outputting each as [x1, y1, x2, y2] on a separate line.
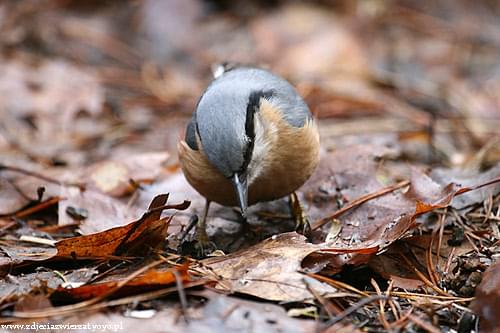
[1, 0, 500, 171]
[1, 3, 500, 330]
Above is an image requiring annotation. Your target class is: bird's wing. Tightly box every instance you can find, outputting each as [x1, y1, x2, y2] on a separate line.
[184, 115, 198, 150]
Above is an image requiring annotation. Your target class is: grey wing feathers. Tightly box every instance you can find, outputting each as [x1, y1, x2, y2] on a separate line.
[185, 115, 198, 150]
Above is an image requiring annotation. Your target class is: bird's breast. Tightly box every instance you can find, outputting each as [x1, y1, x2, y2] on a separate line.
[246, 100, 320, 203]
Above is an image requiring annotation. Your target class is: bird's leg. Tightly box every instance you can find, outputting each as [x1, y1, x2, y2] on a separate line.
[195, 200, 216, 255]
[289, 192, 311, 237]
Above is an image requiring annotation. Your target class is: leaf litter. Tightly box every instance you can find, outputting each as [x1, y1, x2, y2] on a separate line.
[0, 0, 499, 332]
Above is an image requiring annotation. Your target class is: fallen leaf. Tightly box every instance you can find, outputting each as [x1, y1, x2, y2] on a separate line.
[14, 294, 53, 312]
[0, 58, 105, 161]
[0, 243, 57, 269]
[51, 264, 190, 302]
[431, 164, 500, 210]
[305, 143, 500, 270]
[471, 261, 500, 333]
[0, 268, 97, 303]
[0, 178, 29, 215]
[87, 152, 170, 197]
[45, 289, 316, 333]
[56, 194, 189, 259]
[202, 232, 339, 302]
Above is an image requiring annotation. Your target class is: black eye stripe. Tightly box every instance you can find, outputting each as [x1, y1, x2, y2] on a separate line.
[241, 90, 274, 172]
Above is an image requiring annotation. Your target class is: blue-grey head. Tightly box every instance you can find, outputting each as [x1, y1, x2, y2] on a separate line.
[184, 67, 311, 217]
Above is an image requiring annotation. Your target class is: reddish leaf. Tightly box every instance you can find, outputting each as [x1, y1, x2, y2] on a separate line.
[52, 264, 190, 302]
[55, 194, 189, 259]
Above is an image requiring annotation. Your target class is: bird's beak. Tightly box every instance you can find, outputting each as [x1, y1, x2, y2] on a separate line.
[232, 172, 248, 218]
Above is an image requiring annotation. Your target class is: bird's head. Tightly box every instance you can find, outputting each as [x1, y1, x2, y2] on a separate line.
[195, 85, 274, 218]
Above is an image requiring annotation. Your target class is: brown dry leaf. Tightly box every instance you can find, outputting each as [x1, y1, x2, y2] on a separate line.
[302, 142, 401, 224]
[59, 152, 170, 233]
[0, 164, 64, 216]
[14, 294, 53, 313]
[369, 234, 476, 291]
[0, 58, 102, 119]
[87, 152, 170, 197]
[0, 194, 188, 271]
[368, 246, 425, 291]
[431, 163, 500, 210]
[0, 243, 56, 268]
[471, 261, 500, 333]
[51, 264, 190, 303]
[0, 268, 97, 303]
[202, 232, 339, 302]
[305, 143, 500, 270]
[0, 178, 29, 215]
[56, 194, 189, 259]
[0, 57, 105, 161]
[57, 186, 143, 234]
[47, 289, 316, 333]
[311, 171, 497, 270]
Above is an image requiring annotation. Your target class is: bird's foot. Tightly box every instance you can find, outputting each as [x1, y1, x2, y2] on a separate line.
[178, 214, 218, 259]
[290, 192, 312, 238]
[194, 223, 218, 257]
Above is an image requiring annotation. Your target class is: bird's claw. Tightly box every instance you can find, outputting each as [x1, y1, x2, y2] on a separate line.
[290, 192, 312, 238]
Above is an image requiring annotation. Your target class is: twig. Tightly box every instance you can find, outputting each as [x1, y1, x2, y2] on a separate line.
[2, 280, 207, 323]
[322, 295, 388, 328]
[306, 273, 370, 297]
[13, 197, 62, 218]
[427, 220, 442, 286]
[11, 259, 165, 318]
[402, 255, 451, 296]
[407, 314, 441, 333]
[371, 279, 391, 331]
[443, 247, 456, 276]
[390, 307, 414, 330]
[19, 235, 56, 246]
[370, 291, 472, 302]
[313, 180, 410, 230]
[303, 277, 341, 318]
[385, 280, 400, 321]
[435, 209, 446, 272]
[221, 304, 239, 321]
[173, 270, 189, 324]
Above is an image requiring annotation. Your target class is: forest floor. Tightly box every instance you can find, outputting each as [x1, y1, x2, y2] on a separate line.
[0, 1, 499, 332]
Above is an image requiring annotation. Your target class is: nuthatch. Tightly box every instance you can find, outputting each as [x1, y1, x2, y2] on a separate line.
[178, 66, 320, 245]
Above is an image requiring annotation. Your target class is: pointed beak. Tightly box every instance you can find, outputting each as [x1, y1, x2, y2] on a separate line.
[231, 172, 248, 218]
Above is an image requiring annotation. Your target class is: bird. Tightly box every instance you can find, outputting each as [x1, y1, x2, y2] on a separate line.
[178, 65, 320, 248]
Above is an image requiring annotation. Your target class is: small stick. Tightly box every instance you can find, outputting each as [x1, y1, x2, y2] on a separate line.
[371, 279, 391, 330]
[19, 235, 56, 246]
[14, 197, 62, 218]
[313, 180, 410, 230]
[407, 314, 441, 333]
[321, 295, 388, 328]
[303, 277, 341, 318]
[173, 270, 189, 324]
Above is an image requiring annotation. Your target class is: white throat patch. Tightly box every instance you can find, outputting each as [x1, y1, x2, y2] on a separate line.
[246, 111, 278, 185]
